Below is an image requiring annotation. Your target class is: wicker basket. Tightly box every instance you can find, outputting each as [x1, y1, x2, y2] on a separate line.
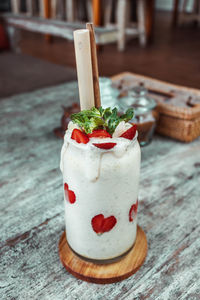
[156, 114, 200, 142]
[111, 72, 200, 143]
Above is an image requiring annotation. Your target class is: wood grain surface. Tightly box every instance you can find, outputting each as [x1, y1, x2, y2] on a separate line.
[0, 81, 200, 299]
[59, 226, 147, 284]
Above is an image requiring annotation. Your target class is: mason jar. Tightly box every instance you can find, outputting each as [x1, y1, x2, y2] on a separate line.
[120, 86, 157, 146]
[60, 128, 141, 262]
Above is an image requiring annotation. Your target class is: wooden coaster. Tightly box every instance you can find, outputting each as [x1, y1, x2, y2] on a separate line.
[58, 225, 147, 284]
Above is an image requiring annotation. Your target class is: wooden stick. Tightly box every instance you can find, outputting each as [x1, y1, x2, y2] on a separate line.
[73, 29, 95, 110]
[86, 23, 101, 108]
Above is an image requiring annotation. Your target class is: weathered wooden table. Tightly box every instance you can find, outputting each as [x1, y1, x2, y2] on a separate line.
[1, 82, 200, 299]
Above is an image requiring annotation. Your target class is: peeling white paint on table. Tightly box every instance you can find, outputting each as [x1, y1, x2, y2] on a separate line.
[0, 82, 200, 300]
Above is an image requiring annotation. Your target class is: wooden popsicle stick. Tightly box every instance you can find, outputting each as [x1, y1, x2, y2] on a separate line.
[73, 29, 95, 110]
[86, 23, 101, 108]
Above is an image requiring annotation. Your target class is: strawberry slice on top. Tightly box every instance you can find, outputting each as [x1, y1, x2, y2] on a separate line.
[71, 128, 89, 144]
[88, 129, 111, 138]
[120, 124, 137, 140]
[93, 143, 116, 150]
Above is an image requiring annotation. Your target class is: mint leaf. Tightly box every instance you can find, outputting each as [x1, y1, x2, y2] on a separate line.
[101, 107, 133, 134]
[120, 108, 134, 122]
[70, 106, 134, 135]
[71, 108, 104, 133]
[84, 117, 104, 133]
[103, 108, 120, 134]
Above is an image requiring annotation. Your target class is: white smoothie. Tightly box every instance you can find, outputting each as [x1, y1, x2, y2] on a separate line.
[60, 124, 141, 260]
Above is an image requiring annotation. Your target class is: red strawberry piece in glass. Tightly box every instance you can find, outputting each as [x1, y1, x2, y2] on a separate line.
[129, 199, 138, 222]
[91, 214, 117, 234]
[64, 183, 76, 204]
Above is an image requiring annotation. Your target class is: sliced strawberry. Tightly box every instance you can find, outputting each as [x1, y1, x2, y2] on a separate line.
[120, 124, 137, 140]
[67, 190, 76, 204]
[64, 183, 76, 204]
[71, 129, 89, 144]
[88, 129, 111, 138]
[64, 184, 69, 201]
[101, 216, 117, 232]
[93, 143, 116, 150]
[64, 183, 68, 190]
[129, 199, 138, 222]
[91, 214, 117, 234]
[91, 214, 104, 234]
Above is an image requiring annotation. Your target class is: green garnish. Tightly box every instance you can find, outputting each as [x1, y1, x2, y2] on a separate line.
[71, 106, 134, 134]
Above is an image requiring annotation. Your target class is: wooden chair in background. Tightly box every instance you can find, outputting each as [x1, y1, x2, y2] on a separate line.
[4, 0, 153, 52]
[116, 0, 147, 51]
[63, 0, 148, 51]
[46, 0, 149, 50]
[172, 0, 200, 26]
[10, 0, 41, 16]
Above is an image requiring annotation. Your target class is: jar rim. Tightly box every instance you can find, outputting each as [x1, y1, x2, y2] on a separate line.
[64, 130, 139, 151]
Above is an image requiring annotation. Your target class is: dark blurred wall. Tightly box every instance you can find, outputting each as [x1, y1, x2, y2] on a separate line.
[0, 0, 27, 12]
[0, 0, 10, 12]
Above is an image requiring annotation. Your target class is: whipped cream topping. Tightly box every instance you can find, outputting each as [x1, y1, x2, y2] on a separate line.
[60, 123, 138, 181]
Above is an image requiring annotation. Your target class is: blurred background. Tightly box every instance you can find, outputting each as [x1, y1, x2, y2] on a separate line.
[0, 0, 200, 99]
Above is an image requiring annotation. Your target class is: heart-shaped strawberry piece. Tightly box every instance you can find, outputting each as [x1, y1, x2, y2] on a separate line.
[91, 214, 117, 234]
[64, 183, 76, 204]
[129, 199, 138, 222]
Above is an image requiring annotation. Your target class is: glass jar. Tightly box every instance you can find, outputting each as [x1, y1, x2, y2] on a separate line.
[120, 86, 157, 146]
[60, 129, 141, 262]
[99, 77, 123, 111]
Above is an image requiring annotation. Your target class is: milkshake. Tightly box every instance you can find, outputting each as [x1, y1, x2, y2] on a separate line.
[60, 106, 141, 261]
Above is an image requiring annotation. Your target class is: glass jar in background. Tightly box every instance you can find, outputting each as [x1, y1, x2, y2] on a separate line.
[100, 77, 124, 111]
[120, 86, 157, 146]
[99, 78, 158, 146]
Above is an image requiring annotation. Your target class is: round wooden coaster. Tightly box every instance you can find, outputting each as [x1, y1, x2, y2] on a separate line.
[58, 226, 147, 284]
